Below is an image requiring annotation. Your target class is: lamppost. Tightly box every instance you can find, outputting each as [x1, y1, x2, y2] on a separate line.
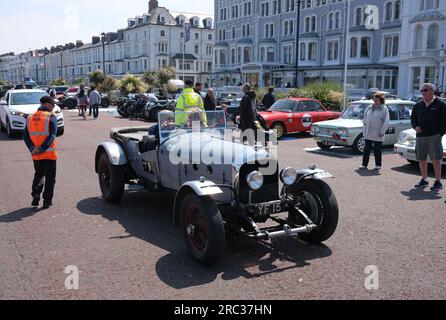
[294, 0, 302, 88]
[101, 32, 106, 74]
[342, 0, 351, 110]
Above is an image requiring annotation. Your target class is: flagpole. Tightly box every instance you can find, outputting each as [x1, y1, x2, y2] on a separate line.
[182, 37, 185, 82]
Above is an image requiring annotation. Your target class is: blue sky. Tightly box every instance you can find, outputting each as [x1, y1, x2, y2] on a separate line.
[0, 0, 214, 54]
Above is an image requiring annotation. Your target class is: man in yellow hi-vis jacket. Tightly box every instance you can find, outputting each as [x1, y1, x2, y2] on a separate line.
[175, 80, 205, 126]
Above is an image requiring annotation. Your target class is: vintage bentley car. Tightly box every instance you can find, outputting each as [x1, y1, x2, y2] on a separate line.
[95, 111, 339, 266]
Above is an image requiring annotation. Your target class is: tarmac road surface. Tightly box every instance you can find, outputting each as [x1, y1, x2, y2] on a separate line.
[0, 111, 445, 299]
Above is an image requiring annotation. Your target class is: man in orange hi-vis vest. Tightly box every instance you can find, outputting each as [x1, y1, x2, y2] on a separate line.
[24, 96, 58, 209]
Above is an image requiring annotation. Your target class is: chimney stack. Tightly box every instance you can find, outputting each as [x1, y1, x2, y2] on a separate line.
[149, 0, 158, 12]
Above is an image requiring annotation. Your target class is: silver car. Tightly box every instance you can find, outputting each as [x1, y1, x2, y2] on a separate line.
[95, 110, 339, 266]
[311, 99, 415, 154]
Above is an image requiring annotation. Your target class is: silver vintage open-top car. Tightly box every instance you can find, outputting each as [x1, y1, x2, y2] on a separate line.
[95, 110, 339, 266]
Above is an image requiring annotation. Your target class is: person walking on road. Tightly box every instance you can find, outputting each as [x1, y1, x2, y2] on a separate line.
[89, 85, 101, 119]
[204, 89, 217, 111]
[411, 83, 446, 191]
[262, 87, 276, 110]
[77, 84, 88, 119]
[24, 96, 58, 209]
[239, 83, 259, 145]
[360, 92, 390, 171]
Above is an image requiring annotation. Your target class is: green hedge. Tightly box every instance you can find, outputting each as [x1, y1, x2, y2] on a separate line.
[288, 82, 346, 111]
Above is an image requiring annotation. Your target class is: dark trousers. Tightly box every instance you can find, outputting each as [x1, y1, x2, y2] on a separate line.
[91, 104, 99, 118]
[362, 140, 383, 167]
[32, 160, 56, 203]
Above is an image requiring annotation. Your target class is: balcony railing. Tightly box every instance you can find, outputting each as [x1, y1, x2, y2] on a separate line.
[410, 49, 440, 58]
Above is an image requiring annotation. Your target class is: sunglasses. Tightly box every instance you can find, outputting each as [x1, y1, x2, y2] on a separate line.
[420, 89, 432, 92]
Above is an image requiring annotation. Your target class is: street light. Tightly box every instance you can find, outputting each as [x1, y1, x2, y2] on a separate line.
[101, 32, 106, 75]
[294, 0, 302, 88]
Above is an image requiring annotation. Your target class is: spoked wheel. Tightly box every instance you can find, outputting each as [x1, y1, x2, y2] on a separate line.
[97, 152, 125, 204]
[353, 134, 366, 155]
[180, 193, 225, 266]
[288, 179, 339, 244]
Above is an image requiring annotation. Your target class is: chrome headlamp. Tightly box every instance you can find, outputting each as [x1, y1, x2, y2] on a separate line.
[280, 167, 298, 186]
[246, 171, 264, 191]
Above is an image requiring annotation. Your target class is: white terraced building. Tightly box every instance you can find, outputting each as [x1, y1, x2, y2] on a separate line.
[212, 0, 446, 98]
[0, 0, 214, 88]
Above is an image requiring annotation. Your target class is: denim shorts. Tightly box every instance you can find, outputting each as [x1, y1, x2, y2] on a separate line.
[416, 135, 444, 161]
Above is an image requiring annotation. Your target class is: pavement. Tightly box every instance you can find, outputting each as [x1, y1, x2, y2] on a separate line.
[0, 110, 445, 300]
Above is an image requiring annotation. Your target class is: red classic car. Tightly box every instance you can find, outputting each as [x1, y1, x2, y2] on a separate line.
[258, 98, 341, 139]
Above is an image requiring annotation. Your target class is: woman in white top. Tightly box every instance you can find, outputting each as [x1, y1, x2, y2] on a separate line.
[360, 92, 390, 171]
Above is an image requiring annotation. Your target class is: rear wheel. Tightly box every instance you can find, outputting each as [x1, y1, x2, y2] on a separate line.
[317, 142, 332, 150]
[180, 193, 225, 266]
[352, 134, 366, 155]
[97, 152, 125, 204]
[288, 179, 339, 244]
[271, 122, 286, 140]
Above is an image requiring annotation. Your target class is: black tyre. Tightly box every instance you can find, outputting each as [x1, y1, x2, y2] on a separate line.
[317, 142, 332, 150]
[180, 193, 225, 266]
[352, 133, 366, 155]
[101, 97, 110, 108]
[57, 127, 64, 136]
[64, 97, 78, 110]
[289, 179, 339, 244]
[97, 152, 125, 204]
[6, 118, 15, 138]
[0, 119, 5, 132]
[117, 106, 128, 118]
[271, 122, 286, 140]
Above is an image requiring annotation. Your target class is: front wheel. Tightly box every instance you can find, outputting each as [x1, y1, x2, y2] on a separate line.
[97, 152, 125, 204]
[352, 134, 366, 155]
[289, 179, 339, 244]
[180, 193, 225, 266]
[271, 122, 286, 140]
[6, 118, 15, 138]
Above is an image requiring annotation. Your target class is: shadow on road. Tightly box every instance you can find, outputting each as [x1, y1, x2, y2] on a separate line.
[0, 207, 39, 223]
[77, 192, 332, 289]
[354, 168, 382, 177]
[392, 164, 446, 179]
[401, 188, 443, 201]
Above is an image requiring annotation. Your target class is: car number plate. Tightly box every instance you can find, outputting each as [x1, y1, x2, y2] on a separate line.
[254, 201, 283, 216]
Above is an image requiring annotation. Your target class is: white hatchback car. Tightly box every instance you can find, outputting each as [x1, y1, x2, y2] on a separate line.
[394, 129, 446, 166]
[311, 99, 415, 154]
[0, 89, 64, 138]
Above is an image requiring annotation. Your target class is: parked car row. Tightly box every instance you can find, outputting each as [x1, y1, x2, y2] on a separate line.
[47, 86, 111, 110]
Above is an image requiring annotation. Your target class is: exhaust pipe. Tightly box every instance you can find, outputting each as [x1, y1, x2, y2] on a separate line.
[256, 224, 317, 241]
